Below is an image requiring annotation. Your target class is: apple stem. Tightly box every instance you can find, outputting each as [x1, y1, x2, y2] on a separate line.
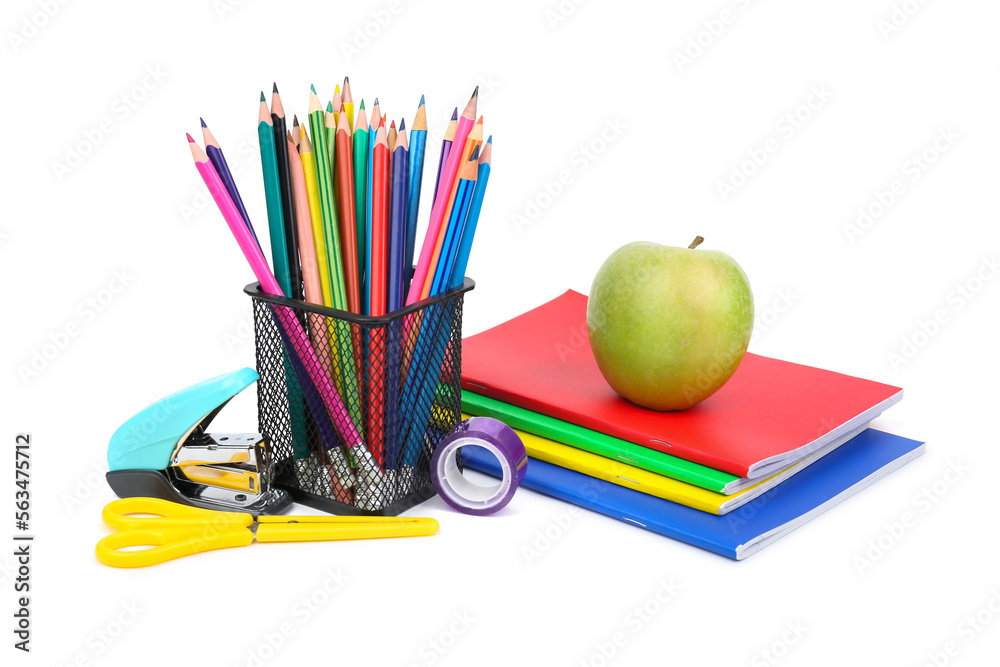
[688, 236, 704, 249]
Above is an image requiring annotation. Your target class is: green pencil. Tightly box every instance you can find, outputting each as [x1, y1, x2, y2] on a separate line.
[308, 86, 346, 308]
[257, 92, 291, 297]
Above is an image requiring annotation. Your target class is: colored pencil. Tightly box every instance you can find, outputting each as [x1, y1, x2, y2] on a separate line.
[298, 130, 335, 308]
[405, 96, 428, 287]
[335, 110, 360, 313]
[433, 108, 458, 203]
[430, 146, 479, 296]
[388, 127, 409, 312]
[257, 92, 292, 297]
[291, 115, 301, 148]
[419, 114, 483, 299]
[308, 86, 346, 309]
[271, 84, 303, 301]
[325, 101, 337, 180]
[342, 76, 355, 133]
[287, 132, 323, 306]
[364, 114, 376, 316]
[352, 100, 369, 295]
[406, 87, 478, 305]
[370, 121, 389, 316]
[332, 84, 342, 128]
[201, 118, 261, 251]
[449, 135, 491, 289]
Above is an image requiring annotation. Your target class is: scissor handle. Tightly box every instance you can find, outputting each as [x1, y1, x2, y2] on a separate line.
[95, 525, 253, 568]
[254, 516, 440, 543]
[102, 497, 253, 531]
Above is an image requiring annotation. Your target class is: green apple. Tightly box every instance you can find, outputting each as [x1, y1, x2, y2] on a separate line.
[587, 237, 754, 411]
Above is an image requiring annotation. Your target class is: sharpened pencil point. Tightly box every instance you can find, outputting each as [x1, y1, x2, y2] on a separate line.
[470, 145, 480, 160]
[487, 135, 493, 143]
[390, 119, 396, 129]
[476, 115, 484, 125]
[451, 108, 458, 120]
[327, 101, 334, 112]
[310, 83, 317, 94]
[471, 85, 479, 99]
[186, 133, 195, 143]
[260, 91, 265, 102]
[335, 84, 340, 94]
[399, 118, 406, 131]
[344, 76, 350, 84]
[359, 99, 365, 109]
[200, 117, 207, 128]
[272, 82, 278, 94]
[374, 97, 379, 105]
[419, 94, 425, 106]
[293, 114, 299, 126]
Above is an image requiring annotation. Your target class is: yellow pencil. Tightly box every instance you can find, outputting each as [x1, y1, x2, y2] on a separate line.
[298, 129, 335, 308]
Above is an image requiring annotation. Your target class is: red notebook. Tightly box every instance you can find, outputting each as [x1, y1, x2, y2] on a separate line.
[461, 290, 903, 478]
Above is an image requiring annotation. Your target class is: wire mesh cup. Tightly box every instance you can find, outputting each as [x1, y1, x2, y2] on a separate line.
[245, 279, 474, 516]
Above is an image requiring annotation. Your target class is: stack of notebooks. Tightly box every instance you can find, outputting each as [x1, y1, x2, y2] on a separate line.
[459, 290, 924, 560]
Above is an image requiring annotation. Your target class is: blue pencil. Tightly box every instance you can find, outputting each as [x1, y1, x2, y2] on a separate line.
[405, 96, 428, 288]
[430, 148, 479, 296]
[449, 136, 492, 289]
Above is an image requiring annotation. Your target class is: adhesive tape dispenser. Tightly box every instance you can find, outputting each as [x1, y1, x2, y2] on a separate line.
[105, 367, 292, 515]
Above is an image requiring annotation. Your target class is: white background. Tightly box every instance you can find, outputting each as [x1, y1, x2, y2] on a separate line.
[4, 0, 999, 665]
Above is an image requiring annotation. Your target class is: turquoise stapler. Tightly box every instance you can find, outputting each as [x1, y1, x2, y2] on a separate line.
[106, 368, 292, 515]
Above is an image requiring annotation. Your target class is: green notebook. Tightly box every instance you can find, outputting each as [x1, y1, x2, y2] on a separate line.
[461, 390, 739, 494]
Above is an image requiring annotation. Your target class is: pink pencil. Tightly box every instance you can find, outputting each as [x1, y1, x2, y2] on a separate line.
[404, 87, 478, 305]
[187, 133, 363, 450]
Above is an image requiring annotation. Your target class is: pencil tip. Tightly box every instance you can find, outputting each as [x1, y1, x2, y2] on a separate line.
[487, 135, 493, 143]
[419, 94, 425, 106]
[374, 97, 379, 105]
[260, 91, 266, 102]
[470, 145, 480, 160]
[326, 101, 333, 112]
[200, 117, 207, 128]
[334, 83, 340, 94]
[272, 82, 278, 94]
[471, 85, 479, 99]
[476, 115, 483, 124]
[359, 99, 365, 109]
[344, 76, 350, 84]
[451, 107, 458, 120]
[293, 114, 298, 125]
[390, 119, 396, 128]
[186, 133, 195, 143]
[399, 118, 405, 131]
[310, 83, 317, 94]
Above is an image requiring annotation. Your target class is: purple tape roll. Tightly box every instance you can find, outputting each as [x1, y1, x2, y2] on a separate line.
[431, 417, 527, 515]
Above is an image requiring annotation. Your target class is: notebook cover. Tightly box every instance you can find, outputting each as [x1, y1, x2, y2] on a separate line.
[461, 290, 903, 478]
[462, 428, 925, 560]
[461, 390, 737, 493]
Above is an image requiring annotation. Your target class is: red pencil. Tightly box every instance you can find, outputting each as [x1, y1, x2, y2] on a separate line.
[335, 109, 360, 313]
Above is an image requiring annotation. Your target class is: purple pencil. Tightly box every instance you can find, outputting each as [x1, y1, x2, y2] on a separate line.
[432, 107, 458, 202]
[388, 127, 409, 312]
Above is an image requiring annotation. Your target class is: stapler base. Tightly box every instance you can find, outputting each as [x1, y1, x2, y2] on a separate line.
[106, 469, 293, 516]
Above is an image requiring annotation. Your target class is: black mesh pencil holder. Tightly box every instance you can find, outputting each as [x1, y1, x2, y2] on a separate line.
[245, 278, 474, 516]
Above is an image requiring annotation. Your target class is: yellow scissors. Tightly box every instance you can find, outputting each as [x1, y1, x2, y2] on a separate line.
[96, 497, 439, 568]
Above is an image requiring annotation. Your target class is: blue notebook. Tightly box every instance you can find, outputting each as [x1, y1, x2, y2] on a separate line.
[461, 429, 924, 560]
